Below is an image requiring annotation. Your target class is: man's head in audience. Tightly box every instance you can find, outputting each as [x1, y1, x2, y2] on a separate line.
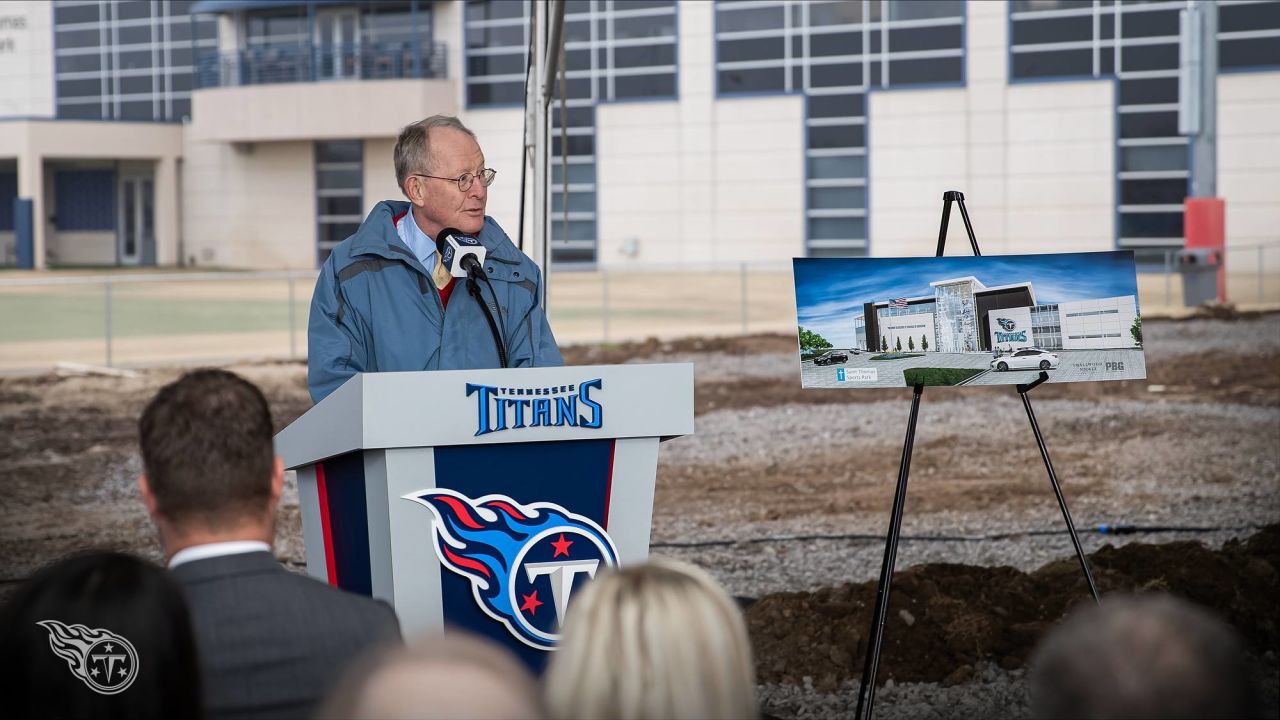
[1029, 593, 1262, 719]
[319, 631, 543, 720]
[138, 369, 282, 560]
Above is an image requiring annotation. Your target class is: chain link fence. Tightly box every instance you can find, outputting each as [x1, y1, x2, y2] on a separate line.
[1, 244, 1276, 373]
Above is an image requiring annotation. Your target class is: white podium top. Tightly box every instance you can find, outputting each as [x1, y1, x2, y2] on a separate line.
[275, 363, 694, 469]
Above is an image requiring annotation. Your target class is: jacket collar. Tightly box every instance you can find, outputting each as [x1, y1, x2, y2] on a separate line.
[348, 200, 521, 267]
[348, 201, 430, 274]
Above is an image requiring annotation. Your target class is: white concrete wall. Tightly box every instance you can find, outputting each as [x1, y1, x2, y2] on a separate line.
[363, 137, 401, 213]
[881, 312, 935, 354]
[0, 2, 54, 119]
[1060, 295, 1139, 349]
[462, 108, 530, 239]
[190, 79, 457, 144]
[182, 139, 315, 269]
[1218, 71, 1280, 253]
[596, 0, 804, 267]
[869, 0, 1114, 258]
[50, 231, 116, 265]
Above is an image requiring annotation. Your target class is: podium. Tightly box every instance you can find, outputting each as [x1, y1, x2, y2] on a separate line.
[274, 364, 693, 668]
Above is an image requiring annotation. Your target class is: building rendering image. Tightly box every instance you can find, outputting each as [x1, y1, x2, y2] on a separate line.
[1, 0, 1278, 270]
[855, 275, 1141, 355]
[794, 251, 1148, 389]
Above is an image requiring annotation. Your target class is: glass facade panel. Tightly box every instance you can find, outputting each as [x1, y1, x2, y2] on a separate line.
[717, 0, 964, 257]
[465, 0, 677, 265]
[932, 282, 978, 353]
[808, 155, 867, 179]
[316, 141, 363, 266]
[54, 1, 215, 122]
[1003, 1, 1272, 256]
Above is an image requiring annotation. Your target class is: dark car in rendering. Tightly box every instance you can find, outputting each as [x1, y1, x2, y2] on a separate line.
[814, 350, 849, 366]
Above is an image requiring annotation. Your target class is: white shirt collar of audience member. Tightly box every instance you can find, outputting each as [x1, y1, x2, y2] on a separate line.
[168, 540, 272, 569]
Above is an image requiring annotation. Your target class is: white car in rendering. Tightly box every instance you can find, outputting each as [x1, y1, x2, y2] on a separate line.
[991, 348, 1060, 371]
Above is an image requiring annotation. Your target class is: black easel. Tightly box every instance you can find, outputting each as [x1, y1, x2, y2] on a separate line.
[853, 191, 1101, 720]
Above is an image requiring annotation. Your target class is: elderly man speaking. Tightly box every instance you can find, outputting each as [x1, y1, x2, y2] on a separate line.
[307, 115, 563, 403]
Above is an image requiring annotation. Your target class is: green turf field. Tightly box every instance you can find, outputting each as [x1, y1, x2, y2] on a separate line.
[0, 289, 310, 342]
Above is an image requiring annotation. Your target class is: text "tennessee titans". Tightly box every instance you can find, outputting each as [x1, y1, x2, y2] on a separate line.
[467, 379, 603, 436]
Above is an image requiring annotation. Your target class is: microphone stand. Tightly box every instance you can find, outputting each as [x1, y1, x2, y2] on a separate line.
[463, 258, 510, 369]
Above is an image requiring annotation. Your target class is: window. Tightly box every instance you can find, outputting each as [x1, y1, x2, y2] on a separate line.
[1009, 0, 1199, 256]
[1219, 0, 1280, 69]
[716, 0, 965, 257]
[316, 141, 364, 266]
[463, 0, 678, 265]
[53, 1, 215, 122]
[0, 171, 17, 232]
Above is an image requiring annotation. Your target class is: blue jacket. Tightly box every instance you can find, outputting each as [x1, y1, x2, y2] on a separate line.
[307, 200, 563, 402]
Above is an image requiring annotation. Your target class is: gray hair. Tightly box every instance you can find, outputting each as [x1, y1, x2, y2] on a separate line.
[1029, 594, 1260, 719]
[394, 115, 478, 198]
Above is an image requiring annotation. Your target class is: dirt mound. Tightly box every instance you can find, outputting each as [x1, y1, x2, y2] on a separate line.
[747, 526, 1280, 691]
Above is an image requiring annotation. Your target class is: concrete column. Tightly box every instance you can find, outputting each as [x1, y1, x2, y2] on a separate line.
[17, 149, 44, 269]
[155, 155, 179, 266]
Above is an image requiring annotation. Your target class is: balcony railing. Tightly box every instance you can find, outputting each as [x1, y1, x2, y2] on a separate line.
[195, 39, 448, 88]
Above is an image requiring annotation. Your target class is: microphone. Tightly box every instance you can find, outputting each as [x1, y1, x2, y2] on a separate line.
[437, 226, 509, 368]
[436, 227, 487, 279]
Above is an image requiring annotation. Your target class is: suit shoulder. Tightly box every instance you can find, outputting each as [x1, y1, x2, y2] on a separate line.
[282, 571, 394, 611]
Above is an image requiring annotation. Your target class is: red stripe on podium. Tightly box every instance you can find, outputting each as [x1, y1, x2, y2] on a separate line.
[602, 439, 616, 529]
[315, 462, 339, 586]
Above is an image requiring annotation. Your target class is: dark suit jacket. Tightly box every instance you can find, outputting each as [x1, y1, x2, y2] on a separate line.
[171, 551, 401, 720]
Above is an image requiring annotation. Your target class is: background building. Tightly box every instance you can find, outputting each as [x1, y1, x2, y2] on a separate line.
[855, 274, 1139, 353]
[1, 0, 1277, 271]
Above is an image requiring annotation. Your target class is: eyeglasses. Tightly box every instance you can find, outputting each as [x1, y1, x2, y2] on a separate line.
[411, 168, 497, 193]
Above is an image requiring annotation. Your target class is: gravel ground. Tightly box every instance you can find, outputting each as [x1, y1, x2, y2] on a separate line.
[2, 315, 1277, 719]
[759, 664, 1030, 720]
[756, 652, 1280, 720]
[651, 397, 1278, 597]
[1140, 314, 1280, 360]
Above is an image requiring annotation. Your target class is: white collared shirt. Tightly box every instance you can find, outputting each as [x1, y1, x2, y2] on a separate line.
[396, 208, 437, 269]
[168, 540, 272, 569]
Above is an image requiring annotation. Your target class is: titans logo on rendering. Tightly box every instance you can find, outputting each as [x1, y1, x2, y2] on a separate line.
[997, 317, 1017, 331]
[404, 488, 620, 650]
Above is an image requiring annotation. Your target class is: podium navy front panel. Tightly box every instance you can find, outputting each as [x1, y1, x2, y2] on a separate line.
[312, 452, 372, 597]
[433, 438, 615, 671]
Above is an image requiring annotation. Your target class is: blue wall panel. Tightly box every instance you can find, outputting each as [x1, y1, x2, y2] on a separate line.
[55, 170, 116, 231]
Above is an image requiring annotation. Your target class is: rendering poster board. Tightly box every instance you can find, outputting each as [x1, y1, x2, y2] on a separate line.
[793, 251, 1147, 389]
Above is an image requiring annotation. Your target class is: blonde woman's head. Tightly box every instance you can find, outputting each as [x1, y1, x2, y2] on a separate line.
[544, 558, 758, 720]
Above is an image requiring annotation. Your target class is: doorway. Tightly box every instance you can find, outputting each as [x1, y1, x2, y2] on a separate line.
[118, 175, 154, 266]
[316, 9, 360, 80]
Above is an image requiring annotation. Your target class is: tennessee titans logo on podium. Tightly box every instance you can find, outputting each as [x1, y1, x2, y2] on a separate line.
[404, 488, 620, 650]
